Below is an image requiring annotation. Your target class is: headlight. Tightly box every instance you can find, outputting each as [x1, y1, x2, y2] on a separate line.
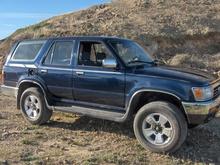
[192, 86, 213, 101]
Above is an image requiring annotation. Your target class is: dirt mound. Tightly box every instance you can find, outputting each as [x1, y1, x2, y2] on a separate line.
[0, 0, 220, 72]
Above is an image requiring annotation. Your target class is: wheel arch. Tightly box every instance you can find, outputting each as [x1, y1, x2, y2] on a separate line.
[16, 80, 51, 109]
[126, 90, 188, 123]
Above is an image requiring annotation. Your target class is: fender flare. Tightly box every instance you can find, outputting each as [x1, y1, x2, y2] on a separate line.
[121, 89, 183, 122]
[16, 79, 52, 109]
[17, 79, 47, 96]
[127, 89, 181, 108]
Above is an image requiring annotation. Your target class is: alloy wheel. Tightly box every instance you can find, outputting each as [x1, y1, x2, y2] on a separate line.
[24, 95, 41, 119]
[142, 113, 173, 145]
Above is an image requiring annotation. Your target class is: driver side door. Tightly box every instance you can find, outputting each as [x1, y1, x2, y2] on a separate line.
[73, 40, 125, 109]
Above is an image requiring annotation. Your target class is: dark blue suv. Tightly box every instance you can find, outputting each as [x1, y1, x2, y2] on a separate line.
[1, 36, 220, 153]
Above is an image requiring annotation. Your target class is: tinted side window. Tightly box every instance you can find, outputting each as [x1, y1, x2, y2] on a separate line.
[12, 41, 44, 61]
[44, 41, 73, 66]
[78, 42, 115, 67]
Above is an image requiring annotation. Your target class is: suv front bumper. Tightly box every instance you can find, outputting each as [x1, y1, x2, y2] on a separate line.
[0, 85, 18, 97]
[182, 96, 220, 124]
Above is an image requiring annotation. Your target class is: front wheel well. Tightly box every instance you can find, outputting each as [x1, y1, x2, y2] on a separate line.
[129, 91, 188, 123]
[17, 82, 45, 109]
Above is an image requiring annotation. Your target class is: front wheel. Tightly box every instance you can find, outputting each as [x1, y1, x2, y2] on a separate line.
[20, 87, 53, 125]
[133, 101, 188, 153]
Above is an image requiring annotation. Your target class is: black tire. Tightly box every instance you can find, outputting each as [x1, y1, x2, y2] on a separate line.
[20, 87, 52, 125]
[133, 101, 188, 153]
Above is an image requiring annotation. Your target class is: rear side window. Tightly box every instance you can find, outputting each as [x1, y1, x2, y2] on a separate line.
[43, 41, 74, 66]
[11, 41, 45, 61]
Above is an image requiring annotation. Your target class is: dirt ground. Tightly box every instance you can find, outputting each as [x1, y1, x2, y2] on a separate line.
[0, 94, 220, 165]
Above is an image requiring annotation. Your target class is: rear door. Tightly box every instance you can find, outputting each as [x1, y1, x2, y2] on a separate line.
[38, 40, 75, 99]
[73, 40, 125, 108]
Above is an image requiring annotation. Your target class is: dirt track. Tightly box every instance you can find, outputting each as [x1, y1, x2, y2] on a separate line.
[0, 94, 220, 165]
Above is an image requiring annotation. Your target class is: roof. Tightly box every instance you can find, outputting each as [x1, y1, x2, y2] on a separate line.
[20, 36, 130, 42]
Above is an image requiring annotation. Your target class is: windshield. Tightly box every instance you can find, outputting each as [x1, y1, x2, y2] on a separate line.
[109, 40, 154, 66]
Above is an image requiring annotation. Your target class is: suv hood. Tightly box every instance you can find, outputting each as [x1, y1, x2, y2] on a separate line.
[135, 65, 218, 85]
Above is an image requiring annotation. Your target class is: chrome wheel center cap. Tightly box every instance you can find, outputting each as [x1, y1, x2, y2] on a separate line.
[154, 125, 162, 133]
[31, 103, 36, 109]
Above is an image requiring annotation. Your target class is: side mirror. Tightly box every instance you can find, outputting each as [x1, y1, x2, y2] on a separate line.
[102, 59, 117, 69]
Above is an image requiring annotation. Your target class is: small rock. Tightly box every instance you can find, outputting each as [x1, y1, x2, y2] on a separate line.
[54, 117, 61, 121]
[54, 144, 60, 148]
[2, 132, 9, 138]
[61, 147, 69, 151]
[63, 160, 71, 164]
[1, 160, 8, 165]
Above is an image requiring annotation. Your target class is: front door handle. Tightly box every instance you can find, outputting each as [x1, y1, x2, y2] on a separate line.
[40, 69, 48, 74]
[75, 71, 84, 75]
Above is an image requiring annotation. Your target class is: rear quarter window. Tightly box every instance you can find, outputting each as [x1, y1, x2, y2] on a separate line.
[11, 41, 45, 61]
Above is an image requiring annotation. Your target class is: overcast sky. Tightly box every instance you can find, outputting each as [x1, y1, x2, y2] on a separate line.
[0, 0, 110, 39]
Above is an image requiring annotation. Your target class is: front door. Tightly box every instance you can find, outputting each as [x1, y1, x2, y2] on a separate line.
[38, 40, 75, 99]
[73, 40, 125, 108]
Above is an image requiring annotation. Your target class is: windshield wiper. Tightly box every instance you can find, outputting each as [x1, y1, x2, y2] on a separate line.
[127, 60, 156, 65]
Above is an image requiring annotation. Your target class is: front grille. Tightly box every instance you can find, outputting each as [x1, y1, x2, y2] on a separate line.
[213, 86, 220, 99]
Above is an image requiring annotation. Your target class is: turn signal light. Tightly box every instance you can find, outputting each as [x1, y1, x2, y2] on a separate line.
[193, 88, 203, 99]
[192, 86, 213, 101]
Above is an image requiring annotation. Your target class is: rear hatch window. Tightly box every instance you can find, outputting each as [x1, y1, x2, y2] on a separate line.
[11, 41, 45, 61]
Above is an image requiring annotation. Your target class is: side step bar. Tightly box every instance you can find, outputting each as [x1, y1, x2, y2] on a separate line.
[53, 105, 126, 122]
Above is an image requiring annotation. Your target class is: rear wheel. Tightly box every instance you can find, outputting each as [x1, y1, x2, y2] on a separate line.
[20, 87, 52, 125]
[133, 101, 188, 153]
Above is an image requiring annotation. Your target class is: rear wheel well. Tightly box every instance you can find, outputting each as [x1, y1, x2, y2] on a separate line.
[129, 91, 188, 123]
[17, 82, 44, 109]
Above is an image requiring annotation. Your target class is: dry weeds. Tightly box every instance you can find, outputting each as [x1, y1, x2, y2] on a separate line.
[0, 94, 220, 164]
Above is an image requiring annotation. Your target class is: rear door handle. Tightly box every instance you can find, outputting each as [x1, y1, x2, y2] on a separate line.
[40, 69, 48, 74]
[75, 71, 84, 75]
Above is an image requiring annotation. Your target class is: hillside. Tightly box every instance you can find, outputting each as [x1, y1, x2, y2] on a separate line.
[0, 0, 220, 73]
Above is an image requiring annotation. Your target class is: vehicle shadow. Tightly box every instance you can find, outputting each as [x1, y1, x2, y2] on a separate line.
[46, 116, 220, 164]
[47, 115, 135, 138]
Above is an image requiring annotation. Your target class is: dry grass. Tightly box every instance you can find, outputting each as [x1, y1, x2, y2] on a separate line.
[0, 94, 220, 164]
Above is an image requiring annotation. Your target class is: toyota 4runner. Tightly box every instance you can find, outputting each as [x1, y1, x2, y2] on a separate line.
[1, 36, 220, 153]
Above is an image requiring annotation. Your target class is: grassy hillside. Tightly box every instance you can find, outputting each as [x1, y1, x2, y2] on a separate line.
[0, 0, 220, 73]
